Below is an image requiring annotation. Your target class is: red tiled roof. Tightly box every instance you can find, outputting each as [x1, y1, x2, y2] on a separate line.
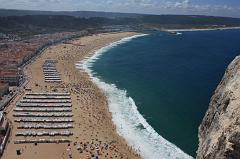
[0, 69, 18, 77]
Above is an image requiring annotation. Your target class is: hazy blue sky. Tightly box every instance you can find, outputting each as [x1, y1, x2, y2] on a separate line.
[0, 0, 240, 17]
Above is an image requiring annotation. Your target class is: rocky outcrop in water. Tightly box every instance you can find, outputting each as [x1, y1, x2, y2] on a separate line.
[197, 56, 240, 159]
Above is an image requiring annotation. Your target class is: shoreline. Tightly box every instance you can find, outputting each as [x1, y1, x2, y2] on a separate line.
[78, 34, 193, 159]
[2, 32, 142, 159]
[164, 26, 240, 32]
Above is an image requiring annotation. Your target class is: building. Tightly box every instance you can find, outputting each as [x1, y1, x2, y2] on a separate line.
[0, 69, 20, 86]
[0, 111, 10, 155]
[0, 83, 9, 97]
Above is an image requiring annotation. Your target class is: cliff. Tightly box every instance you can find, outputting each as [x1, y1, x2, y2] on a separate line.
[197, 56, 240, 159]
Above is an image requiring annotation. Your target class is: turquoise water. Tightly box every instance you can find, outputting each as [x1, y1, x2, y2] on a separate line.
[89, 29, 240, 157]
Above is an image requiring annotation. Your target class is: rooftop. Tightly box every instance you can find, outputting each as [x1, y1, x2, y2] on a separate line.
[0, 83, 9, 88]
[0, 69, 18, 77]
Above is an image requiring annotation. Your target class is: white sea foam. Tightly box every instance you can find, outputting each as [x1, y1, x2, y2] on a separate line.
[76, 34, 193, 159]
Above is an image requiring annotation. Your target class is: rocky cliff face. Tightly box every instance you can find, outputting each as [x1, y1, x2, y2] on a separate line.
[197, 56, 240, 159]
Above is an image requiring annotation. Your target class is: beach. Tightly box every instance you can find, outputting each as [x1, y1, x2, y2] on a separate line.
[2, 32, 141, 159]
[81, 29, 240, 158]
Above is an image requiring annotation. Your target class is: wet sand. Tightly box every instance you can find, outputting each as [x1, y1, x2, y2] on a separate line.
[2, 32, 142, 159]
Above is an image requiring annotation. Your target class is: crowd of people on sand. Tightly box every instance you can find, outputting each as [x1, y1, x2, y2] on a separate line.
[53, 51, 142, 158]
[65, 138, 141, 159]
[68, 35, 144, 158]
[11, 34, 142, 159]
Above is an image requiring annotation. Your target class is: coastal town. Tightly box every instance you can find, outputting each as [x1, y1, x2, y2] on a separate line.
[0, 31, 89, 107]
[0, 31, 86, 157]
[1, 3, 240, 158]
[0, 29, 141, 159]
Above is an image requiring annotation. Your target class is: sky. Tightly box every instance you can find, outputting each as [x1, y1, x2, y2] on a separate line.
[0, 0, 240, 18]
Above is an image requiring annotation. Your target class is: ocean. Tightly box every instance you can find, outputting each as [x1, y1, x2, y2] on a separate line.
[78, 29, 240, 158]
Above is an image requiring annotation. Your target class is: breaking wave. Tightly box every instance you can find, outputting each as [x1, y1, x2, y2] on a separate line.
[76, 34, 193, 159]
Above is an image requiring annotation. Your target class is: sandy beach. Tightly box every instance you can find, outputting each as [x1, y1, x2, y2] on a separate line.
[2, 32, 142, 159]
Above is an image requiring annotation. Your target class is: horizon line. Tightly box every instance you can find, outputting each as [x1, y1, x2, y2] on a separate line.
[0, 8, 239, 19]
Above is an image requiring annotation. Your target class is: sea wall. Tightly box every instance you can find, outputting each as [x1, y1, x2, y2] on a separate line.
[197, 56, 240, 159]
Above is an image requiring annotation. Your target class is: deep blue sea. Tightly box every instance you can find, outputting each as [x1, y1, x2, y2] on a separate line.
[80, 29, 240, 158]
